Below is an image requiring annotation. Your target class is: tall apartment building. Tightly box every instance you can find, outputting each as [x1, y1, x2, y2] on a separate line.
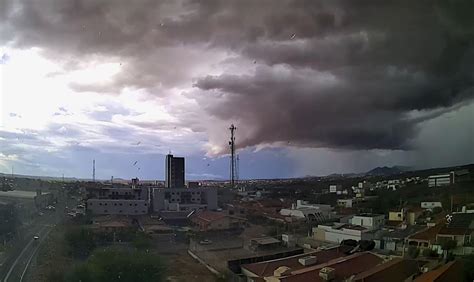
[165, 154, 185, 188]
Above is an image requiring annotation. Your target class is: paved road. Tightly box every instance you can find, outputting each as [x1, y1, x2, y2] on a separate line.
[0, 192, 71, 282]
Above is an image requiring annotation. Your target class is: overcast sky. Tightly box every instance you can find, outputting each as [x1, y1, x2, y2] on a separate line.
[0, 0, 473, 180]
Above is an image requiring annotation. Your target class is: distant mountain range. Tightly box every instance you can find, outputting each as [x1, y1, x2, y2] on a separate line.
[365, 166, 412, 176]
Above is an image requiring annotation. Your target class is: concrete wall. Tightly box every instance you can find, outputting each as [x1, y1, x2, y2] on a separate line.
[312, 227, 326, 241]
[87, 199, 148, 215]
[153, 187, 217, 211]
[315, 225, 363, 243]
[389, 211, 404, 221]
[351, 215, 384, 230]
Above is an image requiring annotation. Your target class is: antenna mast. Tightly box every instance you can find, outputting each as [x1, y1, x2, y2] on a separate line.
[93, 159, 96, 182]
[229, 124, 236, 188]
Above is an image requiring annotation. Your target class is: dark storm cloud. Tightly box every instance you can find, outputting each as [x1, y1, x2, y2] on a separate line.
[1, 0, 473, 152]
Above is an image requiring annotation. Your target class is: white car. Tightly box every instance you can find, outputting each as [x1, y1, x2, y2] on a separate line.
[33, 235, 39, 240]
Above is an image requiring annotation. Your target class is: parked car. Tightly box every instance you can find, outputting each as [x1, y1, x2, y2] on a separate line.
[199, 239, 213, 245]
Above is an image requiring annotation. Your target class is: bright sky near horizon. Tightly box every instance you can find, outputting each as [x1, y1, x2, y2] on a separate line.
[1, 1, 473, 180]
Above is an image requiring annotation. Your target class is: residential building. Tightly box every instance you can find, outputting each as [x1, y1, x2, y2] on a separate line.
[389, 210, 404, 222]
[433, 213, 474, 255]
[152, 187, 217, 212]
[421, 202, 442, 210]
[389, 208, 423, 225]
[337, 199, 353, 208]
[428, 173, 454, 188]
[165, 154, 185, 188]
[407, 224, 444, 249]
[313, 223, 369, 243]
[280, 200, 333, 222]
[380, 225, 425, 252]
[329, 184, 342, 193]
[86, 183, 150, 215]
[406, 208, 424, 225]
[350, 214, 385, 231]
[190, 210, 246, 231]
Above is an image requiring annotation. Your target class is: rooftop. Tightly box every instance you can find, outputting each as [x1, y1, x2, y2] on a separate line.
[0, 190, 50, 199]
[279, 252, 384, 282]
[241, 246, 351, 277]
[353, 258, 420, 282]
[355, 213, 384, 218]
[250, 237, 281, 245]
[384, 225, 425, 239]
[437, 227, 471, 236]
[414, 260, 463, 282]
[408, 224, 444, 241]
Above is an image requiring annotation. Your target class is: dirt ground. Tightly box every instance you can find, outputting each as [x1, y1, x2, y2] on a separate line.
[166, 250, 218, 282]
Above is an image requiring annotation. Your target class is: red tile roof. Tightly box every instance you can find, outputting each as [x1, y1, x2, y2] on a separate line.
[352, 258, 420, 282]
[437, 227, 470, 236]
[241, 246, 351, 277]
[414, 260, 463, 282]
[279, 252, 384, 282]
[408, 224, 444, 241]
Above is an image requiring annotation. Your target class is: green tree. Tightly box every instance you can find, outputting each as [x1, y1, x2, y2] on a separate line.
[66, 248, 166, 282]
[132, 232, 152, 250]
[65, 227, 96, 258]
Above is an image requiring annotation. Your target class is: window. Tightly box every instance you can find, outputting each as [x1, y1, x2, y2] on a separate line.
[119, 210, 122, 213]
[99, 203, 102, 206]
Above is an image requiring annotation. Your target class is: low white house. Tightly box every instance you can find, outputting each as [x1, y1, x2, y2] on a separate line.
[280, 200, 333, 222]
[313, 223, 369, 243]
[350, 214, 384, 231]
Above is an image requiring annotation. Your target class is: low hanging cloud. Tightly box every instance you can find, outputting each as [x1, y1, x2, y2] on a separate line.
[1, 0, 473, 156]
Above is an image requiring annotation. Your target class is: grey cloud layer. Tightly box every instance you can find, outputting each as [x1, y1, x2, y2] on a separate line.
[1, 0, 473, 153]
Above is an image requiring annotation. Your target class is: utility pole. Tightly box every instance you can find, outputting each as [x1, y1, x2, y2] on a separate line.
[229, 124, 236, 189]
[93, 159, 96, 182]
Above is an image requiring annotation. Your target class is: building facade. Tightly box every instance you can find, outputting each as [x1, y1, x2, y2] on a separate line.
[86, 185, 150, 215]
[152, 187, 217, 212]
[350, 214, 385, 231]
[165, 154, 185, 188]
[428, 173, 454, 188]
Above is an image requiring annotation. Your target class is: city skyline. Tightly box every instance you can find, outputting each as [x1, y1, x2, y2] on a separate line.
[1, 1, 473, 180]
